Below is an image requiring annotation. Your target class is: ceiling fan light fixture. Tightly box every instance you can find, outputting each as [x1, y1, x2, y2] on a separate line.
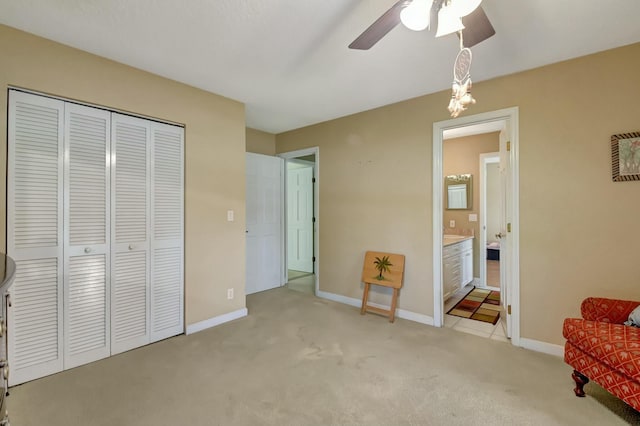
[400, 0, 430, 31]
[435, 4, 465, 37]
[450, 0, 482, 18]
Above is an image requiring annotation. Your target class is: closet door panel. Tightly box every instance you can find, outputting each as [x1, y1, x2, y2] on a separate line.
[7, 91, 64, 385]
[111, 114, 150, 355]
[150, 124, 184, 342]
[63, 103, 110, 368]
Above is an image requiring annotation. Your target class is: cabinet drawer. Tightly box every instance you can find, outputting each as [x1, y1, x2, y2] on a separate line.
[459, 239, 472, 251]
[443, 244, 462, 258]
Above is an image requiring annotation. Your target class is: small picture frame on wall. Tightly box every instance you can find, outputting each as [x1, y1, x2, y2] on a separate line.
[611, 131, 640, 182]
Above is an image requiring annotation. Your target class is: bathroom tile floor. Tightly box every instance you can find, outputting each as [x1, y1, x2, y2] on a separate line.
[444, 283, 508, 342]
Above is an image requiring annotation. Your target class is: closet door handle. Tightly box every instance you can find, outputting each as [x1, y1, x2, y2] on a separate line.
[84, 247, 92, 253]
[128, 244, 134, 250]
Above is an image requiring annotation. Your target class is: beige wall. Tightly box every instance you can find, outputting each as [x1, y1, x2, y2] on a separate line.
[0, 25, 247, 326]
[277, 42, 640, 346]
[246, 127, 276, 155]
[443, 132, 499, 277]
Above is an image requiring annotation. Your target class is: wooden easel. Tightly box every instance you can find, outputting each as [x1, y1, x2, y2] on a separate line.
[360, 251, 405, 322]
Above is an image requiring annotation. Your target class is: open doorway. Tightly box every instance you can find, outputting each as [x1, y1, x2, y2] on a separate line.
[433, 107, 520, 346]
[278, 148, 319, 296]
[480, 153, 500, 291]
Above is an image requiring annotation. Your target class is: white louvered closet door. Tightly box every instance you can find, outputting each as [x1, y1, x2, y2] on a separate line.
[150, 123, 184, 342]
[7, 91, 65, 385]
[111, 113, 151, 355]
[63, 103, 111, 368]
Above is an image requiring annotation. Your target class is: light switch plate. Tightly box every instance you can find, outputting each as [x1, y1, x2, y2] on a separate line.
[469, 214, 478, 222]
[227, 210, 234, 222]
[449, 220, 455, 228]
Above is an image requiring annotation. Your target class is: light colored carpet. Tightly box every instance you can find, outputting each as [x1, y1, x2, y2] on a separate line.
[9, 288, 640, 425]
[286, 273, 315, 295]
[288, 270, 313, 281]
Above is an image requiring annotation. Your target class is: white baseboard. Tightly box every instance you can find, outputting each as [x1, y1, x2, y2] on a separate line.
[186, 307, 248, 335]
[519, 338, 564, 357]
[317, 290, 434, 326]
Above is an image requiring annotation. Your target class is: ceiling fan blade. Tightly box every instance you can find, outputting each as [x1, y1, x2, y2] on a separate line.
[458, 6, 495, 47]
[349, 0, 411, 50]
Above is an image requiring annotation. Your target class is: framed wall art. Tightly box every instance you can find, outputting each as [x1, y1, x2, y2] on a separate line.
[611, 131, 640, 182]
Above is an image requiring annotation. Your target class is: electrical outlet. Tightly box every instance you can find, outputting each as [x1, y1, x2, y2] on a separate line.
[227, 288, 234, 300]
[449, 220, 455, 228]
[227, 210, 234, 222]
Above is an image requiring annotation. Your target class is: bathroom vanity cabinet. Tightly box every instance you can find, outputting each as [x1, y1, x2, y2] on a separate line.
[443, 237, 473, 301]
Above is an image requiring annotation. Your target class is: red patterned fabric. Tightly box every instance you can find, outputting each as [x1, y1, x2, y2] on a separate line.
[565, 342, 640, 411]
[581, 297, 640, 324]
[563, 318, 640, 381]
[564, 297, 640, 412]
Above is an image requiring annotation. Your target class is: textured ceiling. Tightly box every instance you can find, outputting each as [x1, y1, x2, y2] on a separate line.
[1, 0, 640, 133]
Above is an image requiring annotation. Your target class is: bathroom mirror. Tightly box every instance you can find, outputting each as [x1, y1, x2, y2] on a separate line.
[445, 174, 473, 210]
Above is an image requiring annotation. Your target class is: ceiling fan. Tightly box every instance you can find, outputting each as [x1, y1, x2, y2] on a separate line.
[349, 0, 495, 50]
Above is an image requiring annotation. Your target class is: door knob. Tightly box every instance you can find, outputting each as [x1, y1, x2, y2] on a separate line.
[84, 247, 91, 253]
[128, 244, 134, 250]
[496, 232, 504, 239]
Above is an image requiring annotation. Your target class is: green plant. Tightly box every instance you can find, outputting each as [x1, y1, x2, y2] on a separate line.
[373, 255, 393, 280]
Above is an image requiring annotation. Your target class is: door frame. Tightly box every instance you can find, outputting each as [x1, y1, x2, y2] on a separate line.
[432, 107, 520, 346]
[277, 147, 320, 295]
[479, 152, 499, 289]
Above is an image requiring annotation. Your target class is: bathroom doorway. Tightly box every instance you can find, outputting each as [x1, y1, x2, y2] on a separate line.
[433, 107, 520, 345]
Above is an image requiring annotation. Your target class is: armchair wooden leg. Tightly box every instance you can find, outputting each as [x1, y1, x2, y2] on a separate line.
[572, 370, 589, 397]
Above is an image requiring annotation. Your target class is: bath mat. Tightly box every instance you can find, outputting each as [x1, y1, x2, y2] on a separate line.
[447, 287, 501, 324]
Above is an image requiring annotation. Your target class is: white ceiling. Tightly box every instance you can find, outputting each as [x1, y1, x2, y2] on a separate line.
[1, 1, 640, 133]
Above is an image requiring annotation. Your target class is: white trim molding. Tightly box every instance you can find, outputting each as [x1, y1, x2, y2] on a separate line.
[185, 308, 248, 335]
[519, 338, 564, 357]
[317, 291, 434, 326]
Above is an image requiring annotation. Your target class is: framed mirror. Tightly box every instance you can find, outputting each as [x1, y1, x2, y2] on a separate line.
[445, 174, 473, 210]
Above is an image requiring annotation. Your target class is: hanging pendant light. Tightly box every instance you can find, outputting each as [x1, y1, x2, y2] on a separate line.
[400, 0, 430, 31]
[450, 0, 482, 18]
[435, 3, 465, 37]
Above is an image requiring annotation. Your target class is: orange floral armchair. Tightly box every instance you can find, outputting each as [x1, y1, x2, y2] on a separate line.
[563, 297, 640, 411]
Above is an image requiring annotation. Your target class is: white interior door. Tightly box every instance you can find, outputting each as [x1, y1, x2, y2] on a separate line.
[7, 91, 65, 385]
[111, 113, 151, 354]
[63, 103, 111, 368]
[499, 127, 512, 338]
[287, 165, 313, 273]
[246, 153, 283, 295]
[150, 122, 184, 342]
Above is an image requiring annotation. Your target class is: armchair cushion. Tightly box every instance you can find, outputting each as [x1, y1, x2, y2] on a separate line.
[563, 318, 640, 381]
[581, 297, 640, 324]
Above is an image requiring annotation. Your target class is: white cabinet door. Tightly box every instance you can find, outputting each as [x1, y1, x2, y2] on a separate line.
[63, 103, 111, 368]
[150, 122, 184, 342]
[461, 248, 473, 287]
[7, 91, 65, 385]
[110, 114, 151, 355]
[287, 166, 313, 273]
[246, 153, 283, 295]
